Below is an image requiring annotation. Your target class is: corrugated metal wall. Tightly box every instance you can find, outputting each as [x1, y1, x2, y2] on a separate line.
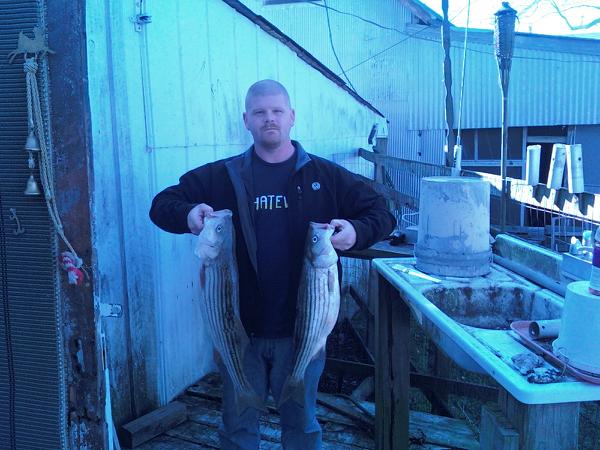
[0, 1, 66, 448]
[404, 29, 600, 130]
[87, 0, 386, 422]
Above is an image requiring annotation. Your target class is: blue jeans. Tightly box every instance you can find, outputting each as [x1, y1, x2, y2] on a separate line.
[217, 337, 325, 450]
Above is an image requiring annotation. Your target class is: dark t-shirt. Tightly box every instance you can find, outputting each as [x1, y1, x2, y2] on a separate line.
[250, 151, 296, 337]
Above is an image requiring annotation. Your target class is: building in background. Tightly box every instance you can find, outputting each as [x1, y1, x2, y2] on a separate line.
[244, 0, 600, 197]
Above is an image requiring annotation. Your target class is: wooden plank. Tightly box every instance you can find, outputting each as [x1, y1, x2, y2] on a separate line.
[184, 382, 377, 439]
[351, 376, 374, 401]
[317, 393, 374, 433]
[325, 358, 374, 378]
[410, 411, 480, 450]
[480, 403, 519, 450]
[348, 286, 373, 318]
[375, 275, 410, 450]
[184, 397, 374, 449]
[169, 388, 480, 450]
[358, 401, 479, 449]
[498, 388, 580, 450]
[164, 420, 224, 448]
[363, 177, 420, 210]
[409, 372, 498, 402]
[134, 433, 208, 450]
[424, 344, 453, 417]
[359, 148, 452, 173]
[185, 383, 361, 428]
[119, 401, 187, 448]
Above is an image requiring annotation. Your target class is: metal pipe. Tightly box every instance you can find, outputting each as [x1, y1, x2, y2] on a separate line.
[493, 254, 567, 297]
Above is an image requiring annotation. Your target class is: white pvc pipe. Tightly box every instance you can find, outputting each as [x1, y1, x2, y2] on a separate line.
[566, 144, 585, 194]
[547, 143, 566, 189]
[525, 144, 541, 185]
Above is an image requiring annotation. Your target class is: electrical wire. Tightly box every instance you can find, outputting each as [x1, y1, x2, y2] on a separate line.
[323, 0, 358, 94]
[338, 25, 600, 77]
[310, 1, 404, 34]
[456, 0, 471, 146]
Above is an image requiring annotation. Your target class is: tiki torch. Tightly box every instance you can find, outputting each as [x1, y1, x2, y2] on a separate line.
[494, 2, 517, 232]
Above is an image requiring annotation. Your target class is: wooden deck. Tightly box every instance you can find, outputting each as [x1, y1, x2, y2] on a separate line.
[132, 372, 479, 449]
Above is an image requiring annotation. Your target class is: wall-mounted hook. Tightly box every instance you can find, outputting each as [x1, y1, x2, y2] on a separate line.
[8, 208, 25, 235]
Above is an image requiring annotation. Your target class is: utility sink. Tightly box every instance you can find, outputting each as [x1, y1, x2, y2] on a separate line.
[373, 257, 600, 404]
[421, 286, 562, 330]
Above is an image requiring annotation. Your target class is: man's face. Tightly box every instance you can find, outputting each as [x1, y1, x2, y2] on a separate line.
[243, 94, 295, 150]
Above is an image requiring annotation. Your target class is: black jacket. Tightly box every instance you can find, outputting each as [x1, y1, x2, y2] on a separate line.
[149, 141, 396, 334]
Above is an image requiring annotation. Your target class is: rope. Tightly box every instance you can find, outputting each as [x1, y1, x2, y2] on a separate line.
[23, 56, 85, 281]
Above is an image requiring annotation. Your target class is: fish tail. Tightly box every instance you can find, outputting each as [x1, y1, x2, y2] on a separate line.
[234, 388, 267, 416]
[278, 376, 306, 409]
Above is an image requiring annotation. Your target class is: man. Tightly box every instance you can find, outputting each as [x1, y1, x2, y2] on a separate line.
[149, 80, 395, 449]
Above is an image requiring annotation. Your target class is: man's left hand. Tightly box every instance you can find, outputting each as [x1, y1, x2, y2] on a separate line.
[329, 219, 357, 251]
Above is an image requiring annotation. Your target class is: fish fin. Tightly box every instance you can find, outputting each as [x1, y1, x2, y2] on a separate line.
[235, 389, 267, 415]
[278, 377, 305, 409]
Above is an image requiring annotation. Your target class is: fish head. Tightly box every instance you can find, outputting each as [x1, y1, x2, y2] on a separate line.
[195, 209, 234, 261]
[305, 222, 338, 268]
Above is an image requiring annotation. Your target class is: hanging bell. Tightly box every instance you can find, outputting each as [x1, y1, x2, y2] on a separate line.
[24, 129, 40, 152]
[24, 174, 41, 196]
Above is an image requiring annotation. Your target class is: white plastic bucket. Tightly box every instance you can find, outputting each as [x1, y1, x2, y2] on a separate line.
[553, 281, 600, 375]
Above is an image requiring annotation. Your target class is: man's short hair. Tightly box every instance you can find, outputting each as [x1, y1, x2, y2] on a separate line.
[245, 79, 291, 111]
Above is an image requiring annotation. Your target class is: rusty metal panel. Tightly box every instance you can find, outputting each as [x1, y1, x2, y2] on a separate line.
[0, 1, 66, 448]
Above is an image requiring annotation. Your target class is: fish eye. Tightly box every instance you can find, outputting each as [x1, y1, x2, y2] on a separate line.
[312, 235, 318, 243]
[216, 225, 223, 233]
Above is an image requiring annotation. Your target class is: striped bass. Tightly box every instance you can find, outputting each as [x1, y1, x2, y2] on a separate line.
[195, 209, 265, 415]
[279, 222, 340, 407]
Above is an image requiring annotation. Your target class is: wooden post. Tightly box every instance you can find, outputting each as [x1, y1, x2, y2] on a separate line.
[375, 275, 409, 450]
[374, 137, 388, 183]
[480, 403, 519, 450]
[498, 388, 579, 450]
[442, 0, 456, 167]
[367, 263, 378, 357]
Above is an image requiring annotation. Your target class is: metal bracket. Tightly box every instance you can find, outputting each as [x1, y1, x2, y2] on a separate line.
[131, 0, 152, 32]
[8, 208, 25, 235]
[99, 303, 123, 318]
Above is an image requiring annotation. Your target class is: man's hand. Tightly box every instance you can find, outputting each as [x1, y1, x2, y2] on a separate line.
[187, 203, 214, 235]
[329, 219, 357, 251]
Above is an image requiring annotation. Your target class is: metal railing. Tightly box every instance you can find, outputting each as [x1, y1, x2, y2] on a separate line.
[357, 147, 600, 250]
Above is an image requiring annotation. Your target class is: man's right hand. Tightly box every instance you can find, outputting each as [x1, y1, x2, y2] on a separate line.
[187, 203, 214, 235]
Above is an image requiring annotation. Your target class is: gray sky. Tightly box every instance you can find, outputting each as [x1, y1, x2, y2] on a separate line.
[420, 0, 600, 38]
